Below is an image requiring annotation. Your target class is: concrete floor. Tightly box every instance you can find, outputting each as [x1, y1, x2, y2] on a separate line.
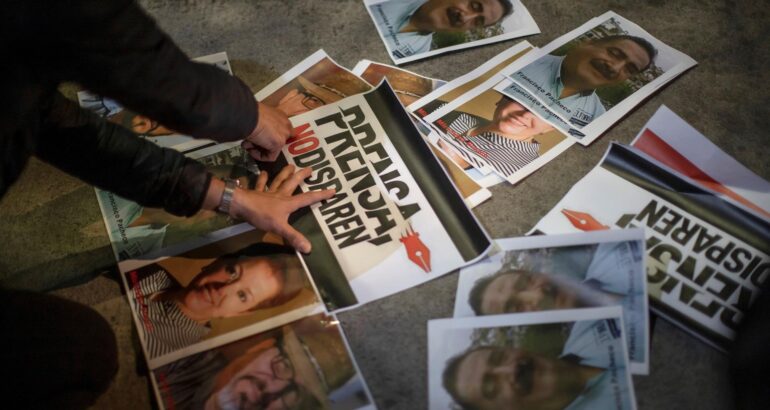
[1, 0, 768, 408]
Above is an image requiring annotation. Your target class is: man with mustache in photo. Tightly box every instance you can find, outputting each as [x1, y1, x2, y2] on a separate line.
[517, 34, 657, 127]
[442, 319, 633, 410]
[370, 0, 514, 59]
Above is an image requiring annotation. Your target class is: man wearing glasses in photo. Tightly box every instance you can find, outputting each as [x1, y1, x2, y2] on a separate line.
[157, 316, 370, 409]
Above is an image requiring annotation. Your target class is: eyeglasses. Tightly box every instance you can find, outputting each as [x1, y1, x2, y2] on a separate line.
[300, 91, 325, 110]
[233, 345, 302, 410]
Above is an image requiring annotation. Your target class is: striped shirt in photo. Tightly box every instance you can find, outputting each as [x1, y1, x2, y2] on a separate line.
[132, 269, 210, 358]
[447, 113, 540, 178]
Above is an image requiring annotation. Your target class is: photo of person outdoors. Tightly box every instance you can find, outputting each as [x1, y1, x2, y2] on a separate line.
[508, 14, 691, 130]
[455, 232, 648, 372]
[155, 314, 371, 410]
[435, 316, 634, 410]
[365, 0, 539, 63]
[432, 90, 566, 178]
[124, 234, 318, 360]
[260, 57, 372, 117]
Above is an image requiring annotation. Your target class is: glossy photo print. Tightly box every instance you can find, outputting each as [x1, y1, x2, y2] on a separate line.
[365, 0, 539, 64]
[119, 229, 321, 368]
[153, 313, 373, 410]
[455, 229, 649, 373]
[429, 307, 636, 409]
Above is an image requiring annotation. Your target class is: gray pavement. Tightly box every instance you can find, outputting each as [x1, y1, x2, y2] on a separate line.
[1, 0, 768, 409]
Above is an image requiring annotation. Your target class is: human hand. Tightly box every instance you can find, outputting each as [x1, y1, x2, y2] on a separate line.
[229, 165, 334, 253]
[241, 102, 292, 161]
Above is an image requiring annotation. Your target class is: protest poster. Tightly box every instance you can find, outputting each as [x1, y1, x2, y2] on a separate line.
[118, 229, 323, 368]
[408, 40, 534, 120]
[426, 75, 575, 184]
[455, 229, 649, 374]
[152, 313, 374, 410]
[364, 0, 539, 65]
[77, 51, 233, 150]
[531, 142, 770, 351]
[498, 11, 697, 145]
[630, 105, 770, 219]
[93, 142, 258, 261]
[352, 60, 492, 207]
[274, 81, 492, 311]
[429, 306, 636, 409]
[255, 50, 372, 117]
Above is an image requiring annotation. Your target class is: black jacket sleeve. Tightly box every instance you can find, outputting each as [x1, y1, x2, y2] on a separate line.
[36, 93, 210, 217]
[19, 0, 257, 142]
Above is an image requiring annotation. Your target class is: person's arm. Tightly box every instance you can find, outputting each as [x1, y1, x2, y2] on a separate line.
[37, 93, 209, 217]
[22, 0, 253, 142]
[37, 94, 333, 250]
[20, 0, 291, 161]
[201, 166, 335, 253]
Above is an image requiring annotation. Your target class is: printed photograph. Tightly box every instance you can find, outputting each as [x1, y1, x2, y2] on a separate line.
[354, 59, 446, 107]
[455, 230, 649, 373]
[507, 12, 695, 132]
[365, 0, 539, 64]
[120, 229, 320, 363]
[153, 313, 372, 410]
[259, 54, 371, 117]
[430, 88, 570, 181]
[429, 308, 636, 409]
[408, 41, 534, 120]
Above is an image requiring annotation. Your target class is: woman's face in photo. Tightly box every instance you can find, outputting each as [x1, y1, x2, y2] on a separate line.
[180, 256, 284, 320]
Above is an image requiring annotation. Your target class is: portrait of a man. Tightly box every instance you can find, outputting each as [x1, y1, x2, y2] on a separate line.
[514, 33, 658, 127]
[467, 269, 607, 315]
[156, 314, 371, 409]
[457, 237, 647, 370]
[368, 0, 517, 59]
[441, 319, 633, 410]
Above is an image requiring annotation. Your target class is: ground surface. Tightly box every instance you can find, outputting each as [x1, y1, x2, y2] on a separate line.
[1, 0, 768, 409]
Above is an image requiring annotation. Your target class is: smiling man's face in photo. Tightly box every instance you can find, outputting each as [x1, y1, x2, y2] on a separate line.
[561, 37, 652, 92]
